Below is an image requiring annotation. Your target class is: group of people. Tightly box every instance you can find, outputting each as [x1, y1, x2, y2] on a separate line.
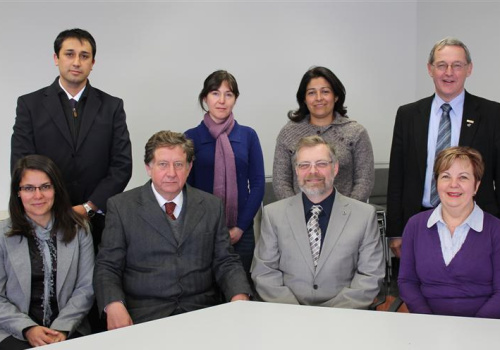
[0, 27, 499, 349]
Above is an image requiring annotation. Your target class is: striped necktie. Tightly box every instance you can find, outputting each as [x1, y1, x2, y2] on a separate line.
[430, 103, 452, 207]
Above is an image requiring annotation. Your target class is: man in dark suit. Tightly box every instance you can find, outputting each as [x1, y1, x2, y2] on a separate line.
[11, 28, 132, 250]
[387, 37, 500, 257]
[93, 130, 251, 330]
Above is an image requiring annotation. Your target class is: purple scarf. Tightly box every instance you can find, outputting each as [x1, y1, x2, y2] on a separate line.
[203, 112, 238, 227]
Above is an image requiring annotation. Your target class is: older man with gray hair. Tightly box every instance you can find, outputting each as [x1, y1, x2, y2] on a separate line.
[94, 130, 251, 330]
[387, 37, 500, 258]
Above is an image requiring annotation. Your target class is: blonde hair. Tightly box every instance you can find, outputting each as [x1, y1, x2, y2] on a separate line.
[434, 146, 484, 183]
[292, 135, 337, 165]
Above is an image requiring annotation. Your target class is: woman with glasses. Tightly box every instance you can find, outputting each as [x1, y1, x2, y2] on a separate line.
[273, 66, 374, 202]
[185, 70, 265, 276]
[399, 147, 500, 318]
[0, 155, 94, 349]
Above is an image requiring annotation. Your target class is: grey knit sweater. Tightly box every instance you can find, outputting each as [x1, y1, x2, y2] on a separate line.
[272, 115, 374, 202]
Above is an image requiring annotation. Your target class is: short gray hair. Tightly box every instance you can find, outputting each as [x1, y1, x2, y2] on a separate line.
[428, 37, 471, 64]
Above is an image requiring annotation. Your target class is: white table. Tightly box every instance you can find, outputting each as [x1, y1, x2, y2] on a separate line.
[45, 301, 499, 349]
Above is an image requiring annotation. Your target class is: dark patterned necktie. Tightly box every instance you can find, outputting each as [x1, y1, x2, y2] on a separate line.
[307, 205, 323, 268]
[430, 103, 452, 207]
[69, 98, 78, 118]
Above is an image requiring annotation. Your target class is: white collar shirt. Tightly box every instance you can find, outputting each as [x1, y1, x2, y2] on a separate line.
[150, 183, 183, 218]
[427, 202, 483, 265]
[58, 79, 86, 101]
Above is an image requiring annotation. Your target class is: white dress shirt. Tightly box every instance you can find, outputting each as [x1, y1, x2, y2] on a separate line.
[150, 183, 183, 218]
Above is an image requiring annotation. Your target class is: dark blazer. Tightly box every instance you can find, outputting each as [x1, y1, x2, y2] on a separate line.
[11, 77, 132, 211]
[387, 91, 500, 237]
[93, 182, 251, 324]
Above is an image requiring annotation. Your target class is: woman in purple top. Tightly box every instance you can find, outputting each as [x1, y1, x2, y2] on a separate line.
[185, 70, 265, 275]
[399, 146, 500, 318]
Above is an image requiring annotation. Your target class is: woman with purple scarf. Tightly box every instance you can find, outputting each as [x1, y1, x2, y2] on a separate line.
[185, 70, 265, 276]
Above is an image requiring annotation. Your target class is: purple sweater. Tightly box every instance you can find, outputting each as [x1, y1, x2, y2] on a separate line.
[398, 210, 500, 319]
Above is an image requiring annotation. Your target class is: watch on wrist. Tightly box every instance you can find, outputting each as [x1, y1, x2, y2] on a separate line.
[83, 202, 96, 218]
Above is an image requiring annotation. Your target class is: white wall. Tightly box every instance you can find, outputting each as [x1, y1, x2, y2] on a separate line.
[0, 1, 497, 211]
[416, 2, 500, 101]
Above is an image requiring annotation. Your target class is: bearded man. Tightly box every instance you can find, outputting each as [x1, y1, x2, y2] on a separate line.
[252, 135, 384, 308]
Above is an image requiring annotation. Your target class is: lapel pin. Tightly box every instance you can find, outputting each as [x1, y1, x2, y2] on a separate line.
[466, 119, 474, 127]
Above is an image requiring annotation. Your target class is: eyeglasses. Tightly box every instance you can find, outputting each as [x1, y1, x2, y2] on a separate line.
[296, 160, 333, 171]
[19, 184, 54, 193]
[432, 62, 468, 72]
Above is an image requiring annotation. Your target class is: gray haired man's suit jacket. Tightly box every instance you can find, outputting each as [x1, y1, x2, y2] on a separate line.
[252, 191, 384, 309]
[94, 182, 251, 324]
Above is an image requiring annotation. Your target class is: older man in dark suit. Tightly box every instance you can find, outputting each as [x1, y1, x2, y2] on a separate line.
[94, 130, 251, 330]
[387, 37, 500, 257]
[11, 28, 132, 252]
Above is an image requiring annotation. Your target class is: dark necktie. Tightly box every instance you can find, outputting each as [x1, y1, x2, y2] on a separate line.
[430, 103, 452, 207]
[165, 202, 176, 220]
[69, 98, 78, 118]
[307, 205, 322, 268]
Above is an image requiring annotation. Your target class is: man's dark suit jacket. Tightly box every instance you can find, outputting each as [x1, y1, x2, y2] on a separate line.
[387, 91, 500, 237]
[93, 182, 251, 324]
[11, 77, 132, 211]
